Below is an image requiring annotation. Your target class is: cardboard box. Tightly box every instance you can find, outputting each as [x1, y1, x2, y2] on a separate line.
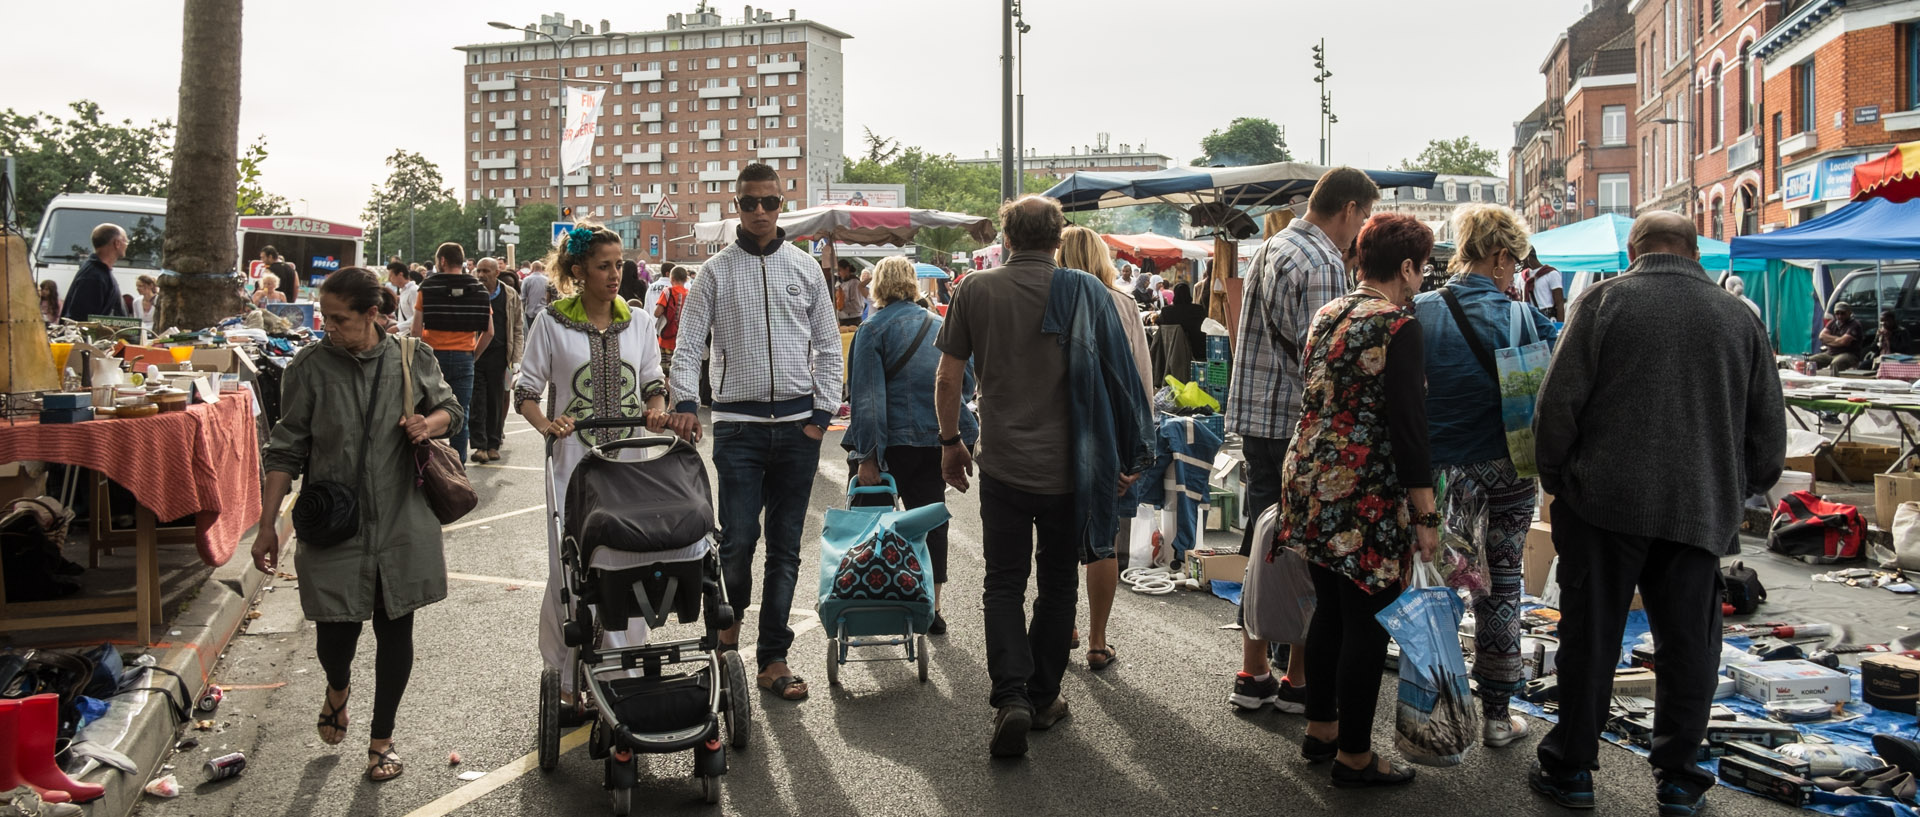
[1524, 522, 1556, 596]
[1196, 553, 1248, 584]
[190, 347, 259, 376]
[0, 463, 46, 505]
[1862, 653, 1920, 714]
[1538, 490, 1555, 524]
[1730, 660, 1852, 705]
[1875, 473, 1920, 531]
[1612, 668, 1658, 698]
[1785, 455, 1817, 476]
[1821, 442, 1907, 481]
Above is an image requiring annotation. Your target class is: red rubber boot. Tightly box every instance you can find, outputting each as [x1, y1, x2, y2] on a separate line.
[13, 695, 101, 803]
[0, 699, 72, 804]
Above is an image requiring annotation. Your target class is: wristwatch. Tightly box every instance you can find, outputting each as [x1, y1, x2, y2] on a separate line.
[1415, 511, 1443, 529]
[940, 434, 963, 447]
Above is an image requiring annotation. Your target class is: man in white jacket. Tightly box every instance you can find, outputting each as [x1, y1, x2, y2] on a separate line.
[668, 163, 843, 702]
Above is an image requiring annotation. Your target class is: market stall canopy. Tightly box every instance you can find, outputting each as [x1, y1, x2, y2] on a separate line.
[1731, 197, 1920, 261]
[690, 204, 996, 246]
[1102, 233, 1213, 266]
[1041, 162, 1438, 212]
[1531, 213, 1763, 272]
[1851, 141, 1920, 203]
[912, 263, 951, 280]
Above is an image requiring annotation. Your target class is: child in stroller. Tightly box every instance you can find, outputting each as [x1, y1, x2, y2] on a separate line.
[538, 417, 751, 813]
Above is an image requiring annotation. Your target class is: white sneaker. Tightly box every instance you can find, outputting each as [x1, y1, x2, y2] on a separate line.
[1484, 714, 1529, 747]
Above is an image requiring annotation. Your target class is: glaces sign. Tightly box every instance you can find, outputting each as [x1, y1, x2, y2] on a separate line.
[272, 218, 333, 235]
[238, 216, 363, 238]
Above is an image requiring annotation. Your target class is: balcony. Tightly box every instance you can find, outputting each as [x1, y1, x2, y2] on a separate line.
[494, 195, 517, 208]
[1726, 134, 1759, 172]
[477, 78, 517, 92]
[757, 62, 802, 75]
[552, 173, 589, 186]
[1885, 109, 1920, 133]
[624, 151, 663, 164]
[697, 86, 742, 99]
[756, 104, 781, 117]
[492, 115, 518, 130]
[639, 192, 663, 204]
[477, 156, 517, 170]
[698, 169, 736, 182]
[1777, 131, 1818, 158]
[697, 127, 722, 140]
[638, 110, 662, 123]
[758, 145, 802, 160]
[620, 70, 662, 83]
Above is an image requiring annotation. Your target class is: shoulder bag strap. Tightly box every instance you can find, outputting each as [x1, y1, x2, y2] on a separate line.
[884, 312, 936, 381]
[399, 337, 415, 415]
[356, 348, 386, 508]
[1306, 296, 1368, 361]
[1440, 286, 1498, 380]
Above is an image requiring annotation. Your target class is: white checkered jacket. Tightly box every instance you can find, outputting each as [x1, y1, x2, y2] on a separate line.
[669, 235, 844, 425]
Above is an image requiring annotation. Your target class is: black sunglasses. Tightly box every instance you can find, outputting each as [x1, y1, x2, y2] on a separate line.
[736, 195, 783, 212]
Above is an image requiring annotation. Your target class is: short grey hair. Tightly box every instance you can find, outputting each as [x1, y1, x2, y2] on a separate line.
[1000, 196, 1066, 252]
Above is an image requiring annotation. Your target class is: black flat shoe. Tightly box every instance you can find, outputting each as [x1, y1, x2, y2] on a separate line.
[1302, 735, 1337, 764]
[1331, 756, 1416, 788]
[928, 613, 947, 636]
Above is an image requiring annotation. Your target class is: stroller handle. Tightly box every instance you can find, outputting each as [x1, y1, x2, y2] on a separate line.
[543, 415, 687, 455]
[846, 473, 899, 499]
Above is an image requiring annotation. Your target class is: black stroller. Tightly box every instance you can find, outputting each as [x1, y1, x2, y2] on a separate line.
[539, 417, 751, 813]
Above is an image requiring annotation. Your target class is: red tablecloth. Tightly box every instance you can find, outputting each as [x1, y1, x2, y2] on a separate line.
[0, 396, 259, 566]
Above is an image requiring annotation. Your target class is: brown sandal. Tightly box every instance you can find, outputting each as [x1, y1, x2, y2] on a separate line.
[316, 687, 349, 745]
[366, 744, 403, 782]
[1087, 645, 1118, 672]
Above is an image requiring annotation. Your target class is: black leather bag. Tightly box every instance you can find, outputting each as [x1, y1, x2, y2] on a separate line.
[1721, 560, 1767, 614]
[293, 353, 384, 548]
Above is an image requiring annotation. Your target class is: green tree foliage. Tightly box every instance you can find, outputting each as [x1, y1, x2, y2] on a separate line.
[0, 100, 174, 229]
[1192, 118, 1292, 167]
[512, 202, 560, 265]
[1398, 136, 1501, 177]
[235, 135, 291, 216]
[362, 150, 455, 264]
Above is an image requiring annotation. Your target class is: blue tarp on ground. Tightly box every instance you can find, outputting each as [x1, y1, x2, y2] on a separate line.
[1732, 197, 1920, 261]
[1531, 213, 1765, 273]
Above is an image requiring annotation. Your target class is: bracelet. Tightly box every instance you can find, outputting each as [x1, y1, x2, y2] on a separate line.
[1415, 511, 1443, 529]
[940, 434, 963, 447]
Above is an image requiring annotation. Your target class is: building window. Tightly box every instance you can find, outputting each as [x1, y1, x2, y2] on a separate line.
[1738, 45, 1754, 134]
[1596, 174, 1631, 215]
[1710, 73, 1723, 145]
[1601, 106, 1627, 146]
[1909, 23, 1920, 110]
[1797, 61, 1817, 133]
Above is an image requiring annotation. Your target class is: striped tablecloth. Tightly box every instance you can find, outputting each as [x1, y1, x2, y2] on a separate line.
[0, 396, 259, 566]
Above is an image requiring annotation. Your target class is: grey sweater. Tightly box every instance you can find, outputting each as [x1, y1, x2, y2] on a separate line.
[1533, 253, 1785, 555]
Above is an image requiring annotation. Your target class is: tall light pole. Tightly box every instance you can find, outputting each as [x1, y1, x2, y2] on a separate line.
[490, 21, 611, 222]
[1313, 40, 1334, 165]
[1015, 2, 1030, 194]
[999, 1, 1016, 204]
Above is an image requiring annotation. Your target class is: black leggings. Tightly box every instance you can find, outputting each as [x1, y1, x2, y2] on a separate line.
[849, 445, 950, 584]
[1303, 561, 1403, 756]
[314, 605, 416, 741]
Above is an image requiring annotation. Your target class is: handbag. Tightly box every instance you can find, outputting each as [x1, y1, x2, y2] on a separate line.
[400, 338, 479, 524]
[293, 352, 383, 548]
[1720, 560, 1767, 614]
[1240, 505, 1317, 644]
[1438, 288, 1550, 478]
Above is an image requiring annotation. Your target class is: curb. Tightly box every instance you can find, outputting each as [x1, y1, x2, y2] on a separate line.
[77, 541, 273, 817]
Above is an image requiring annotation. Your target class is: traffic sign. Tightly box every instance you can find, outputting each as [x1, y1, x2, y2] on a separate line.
[552, 221, 575, 245]
[500, 223, 522, 241]
[650, 196, 677, 220]
[648, 235, 661, 257]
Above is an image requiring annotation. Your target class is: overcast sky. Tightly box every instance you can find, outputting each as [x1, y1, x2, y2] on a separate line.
[5, 0, 1587, 223]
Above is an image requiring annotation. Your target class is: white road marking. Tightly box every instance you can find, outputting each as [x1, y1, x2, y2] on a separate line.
[469, 463, 544, 472]
[448, 572, 544, 588]
[441, 504, 545, 533]
[400, 726, 589, 817]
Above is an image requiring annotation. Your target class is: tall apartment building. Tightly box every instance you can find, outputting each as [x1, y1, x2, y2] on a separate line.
[1632, 0, 1697, 217]
[955, 136, 1172, 181]
[455, 7, 849, 263]
[1510, 0, 1636, 231]
[1688, 0, 1779, 240]
[1756, 0, 1920, 228]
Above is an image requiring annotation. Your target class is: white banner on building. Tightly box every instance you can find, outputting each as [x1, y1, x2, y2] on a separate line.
[559, 85, 607, 176]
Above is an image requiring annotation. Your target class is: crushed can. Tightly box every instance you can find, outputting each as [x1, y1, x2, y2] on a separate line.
[197, 685, 224, 713]
[205, 752, 246, 781]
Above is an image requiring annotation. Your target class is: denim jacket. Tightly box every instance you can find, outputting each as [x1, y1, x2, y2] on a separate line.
[845, 301, 978, 466]
[1411, 273, 1559, 467]
[1044, 268, 1158, 562]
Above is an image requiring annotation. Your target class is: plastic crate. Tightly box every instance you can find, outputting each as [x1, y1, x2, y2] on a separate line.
[1205, 335, 1231, 362]
[1197, 413, 1225, 439]
[1200, 382, 1228, 406]
[1205, 359, 1230, 386]
[1189, 362, 1207, 384]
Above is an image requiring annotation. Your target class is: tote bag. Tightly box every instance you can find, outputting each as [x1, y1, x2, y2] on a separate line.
[1494, 303, 1551, 478]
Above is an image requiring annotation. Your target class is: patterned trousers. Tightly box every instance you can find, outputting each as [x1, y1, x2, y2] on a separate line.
[1444, 458, 1537, 719]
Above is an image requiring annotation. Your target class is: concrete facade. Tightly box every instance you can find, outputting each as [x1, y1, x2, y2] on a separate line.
[455, 7, 850, 263]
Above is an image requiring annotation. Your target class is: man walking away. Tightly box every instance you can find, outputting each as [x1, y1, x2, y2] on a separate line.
[935, 196, 1156, 758]
[1528, 212, 1785, 816]
[1223, 167, 1379, 714]
[411, 242, 494, 462]
[521, 261, 553, 327]
[61, 223, 130, 320]
[468, 257, 523, 463]
[667, 163, 842, 703]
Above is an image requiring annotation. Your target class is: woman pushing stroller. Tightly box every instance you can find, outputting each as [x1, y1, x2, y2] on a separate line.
[515, 223, 675, 713]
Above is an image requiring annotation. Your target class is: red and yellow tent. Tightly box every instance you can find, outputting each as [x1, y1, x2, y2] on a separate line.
[1851, 141, 1920, 203]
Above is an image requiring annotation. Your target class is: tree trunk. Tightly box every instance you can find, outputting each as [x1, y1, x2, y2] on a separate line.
[156, 0, 248, 331]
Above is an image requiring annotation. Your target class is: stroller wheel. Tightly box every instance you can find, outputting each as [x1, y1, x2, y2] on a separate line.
[701, 775, 722, 805]
[722, 650, 752, 750]
[826, 638, 841, 687]
[537, 668, 562, 772]
[609, 786, 632, 816]
[917, 635, 930, 683]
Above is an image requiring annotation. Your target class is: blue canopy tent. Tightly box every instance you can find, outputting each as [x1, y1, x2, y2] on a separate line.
[1530, 213, 1764, 273]
[1731, 197, 1920, 355]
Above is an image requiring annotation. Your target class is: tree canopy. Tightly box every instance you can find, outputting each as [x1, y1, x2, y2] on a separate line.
[236, 135, 291, 217]
[1192, 118, 1292, 167]
[1397, 136, 1501, 177]
[0, 101, 174, 230]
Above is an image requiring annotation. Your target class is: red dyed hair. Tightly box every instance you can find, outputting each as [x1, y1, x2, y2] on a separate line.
[1356, 213, 1435, 284]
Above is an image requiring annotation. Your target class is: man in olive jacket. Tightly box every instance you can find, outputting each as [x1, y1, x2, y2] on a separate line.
[1526, 211, 1786, 816]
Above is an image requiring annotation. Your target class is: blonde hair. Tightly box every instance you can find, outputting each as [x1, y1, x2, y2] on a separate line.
[135, 274, 157, 290]
[259, 273, 279, 289]
[871, 256, 919, 305]
[1058, 225, 1118, 287]
[1449, 204, 1532, 274]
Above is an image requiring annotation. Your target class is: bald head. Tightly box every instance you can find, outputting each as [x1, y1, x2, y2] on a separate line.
[1627, 211, 1698, 261]
[474, 256, 500, 286]
[1000, 196, 1066, 252]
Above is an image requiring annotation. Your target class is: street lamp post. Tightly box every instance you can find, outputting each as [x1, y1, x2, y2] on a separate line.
[1312, 40, 1334, 165]
[999, 1, 1015, 204]
[490, 21, 612, 222]
[1014, 3, 1029, 193]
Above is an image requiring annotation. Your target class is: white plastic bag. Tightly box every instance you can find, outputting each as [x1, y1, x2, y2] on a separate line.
[1888, 501, 1920, 570]
[1126, 506, 1164, 569]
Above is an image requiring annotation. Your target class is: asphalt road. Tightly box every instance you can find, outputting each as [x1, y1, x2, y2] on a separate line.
[133, 420, 1810, 817]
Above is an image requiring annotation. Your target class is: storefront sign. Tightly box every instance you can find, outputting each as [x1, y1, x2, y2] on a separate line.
[1856, 105, 1881, 125]
[1818, 154, 1875, 201]
[239, 216, 363, 238]
[310, 255, 340, 272]
[1782, 166, 1818, 208]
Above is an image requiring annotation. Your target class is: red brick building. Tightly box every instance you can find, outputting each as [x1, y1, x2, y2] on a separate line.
[1690, 0, 1781, 240]
[1566, 32, 1641, 222]
[1755, 0, 1920, 228]
[1510, 0, 1636, 231]
[1632, 0, 1697, 217]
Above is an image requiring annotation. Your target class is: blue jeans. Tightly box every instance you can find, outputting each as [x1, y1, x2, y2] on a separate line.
[433, 349, 475, 462]
[712, 420, 822, 670]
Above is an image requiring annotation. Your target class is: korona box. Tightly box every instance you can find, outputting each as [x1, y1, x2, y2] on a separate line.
[1862, 653, 1920, 714]
[1730, 660, 1852, 705]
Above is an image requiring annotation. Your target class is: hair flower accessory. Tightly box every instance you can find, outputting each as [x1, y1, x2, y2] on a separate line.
[566, 226, 595, 257]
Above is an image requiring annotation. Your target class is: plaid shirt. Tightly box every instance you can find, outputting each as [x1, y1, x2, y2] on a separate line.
[1225, 219, 1346, 440]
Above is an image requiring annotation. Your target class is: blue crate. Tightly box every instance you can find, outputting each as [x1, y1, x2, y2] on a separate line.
[1205, 335, 1231, 362]
[1189, 362, 1208, 384]
[1201, 382, 1228, 405]
[1197, 413, 1225, 439]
